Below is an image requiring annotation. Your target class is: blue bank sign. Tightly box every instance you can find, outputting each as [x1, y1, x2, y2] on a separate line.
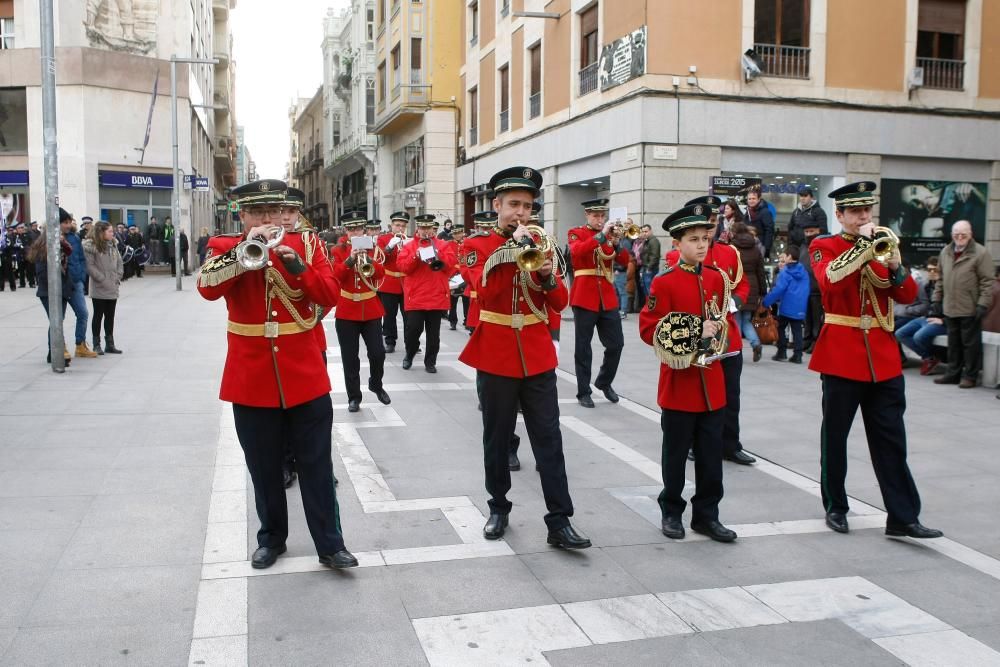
[100, 171, 174, 189]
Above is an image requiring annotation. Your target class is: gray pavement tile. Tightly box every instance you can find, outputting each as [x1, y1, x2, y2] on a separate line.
[0, 628, 15, 660]
[965, 623, 1000, 652]
[389, 556, 557, 618]
[561, 446, 664, 490]
[545, 628, 730, 666]
[869, 561, 1000, 630]
[0, 528, 74, 570]
[566, 488, 667, 549]
[701, 619, 902, 666]
[0, 446, 121, 472]
[247, 569, 427, 666]
[343, 507, 477, 554]
[99, 465, 215, 496]
[55, 522, 205, 570]
[111, 444, 216, 469]
[25, 565, 199, 629]
[520, 547, 648, 604]
[0, 496, 92, 530]
[1, 622, 192, 667]
[603, 542, 742, 593]
[721, 485, 825, 525]
[777, 531, 949, 579]
[0, 469, 109, 498]
[0, 570, 49, 629]
[80, 492, 209, 528]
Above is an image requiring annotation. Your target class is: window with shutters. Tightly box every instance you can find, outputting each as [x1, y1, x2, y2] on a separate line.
[578, 4, 599, 95]
[753, 0, 811, 78]
[916, 0, 966, 89]
[499, 65, 510, 133]
[469, 87, 479, 145]
[528, 43, 541, 119]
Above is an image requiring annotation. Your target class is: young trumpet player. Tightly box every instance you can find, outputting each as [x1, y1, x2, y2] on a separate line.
[377, 212, 411, 353]
[639, 204, 737, 543]
[331, 211, 391, 413]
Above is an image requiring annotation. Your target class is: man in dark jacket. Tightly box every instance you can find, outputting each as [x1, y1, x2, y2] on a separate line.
[179, 228, 191, 276]
[164, 217, 176, 275]
[745, 187, 775, 259]
[787, 186, 828, 247]
[60, 209, 97, 358]
[147, 216, 163, 265]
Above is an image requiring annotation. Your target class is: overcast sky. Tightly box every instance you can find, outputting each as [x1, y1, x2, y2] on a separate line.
[231, 0, 349, 178]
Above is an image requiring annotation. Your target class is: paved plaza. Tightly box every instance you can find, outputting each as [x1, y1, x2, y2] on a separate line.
[1, 274, 999, 666]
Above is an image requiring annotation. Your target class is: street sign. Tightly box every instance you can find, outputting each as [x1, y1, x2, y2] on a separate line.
[194, 177, 210, 192]
[183, 175, 193, 190]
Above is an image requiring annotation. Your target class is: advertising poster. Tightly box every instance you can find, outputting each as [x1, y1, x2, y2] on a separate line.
[599, 27, 646, 92]
[879, 178, 988, 263]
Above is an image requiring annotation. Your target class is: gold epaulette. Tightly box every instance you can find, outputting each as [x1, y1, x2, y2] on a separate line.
[198, 246, 246, 287]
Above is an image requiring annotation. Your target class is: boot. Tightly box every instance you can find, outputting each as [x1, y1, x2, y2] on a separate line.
[93, 337, 104, 355]
[104, 336, 123, 354]
[75, 342, 98, 358]
[63, 345, 72, 367]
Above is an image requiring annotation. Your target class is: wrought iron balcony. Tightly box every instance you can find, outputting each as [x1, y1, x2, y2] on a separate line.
[579, 62, 598, 96]
[529, 93, 541, 120]
[917, 57, 965, 91]
[499, 109, 509, 133]
[752, 43, 811, 79]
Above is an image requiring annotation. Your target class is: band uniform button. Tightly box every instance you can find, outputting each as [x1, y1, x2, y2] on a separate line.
[267, 261, 273, 267]
[271, 311, 278, 317]
[273, 346, 279, 352]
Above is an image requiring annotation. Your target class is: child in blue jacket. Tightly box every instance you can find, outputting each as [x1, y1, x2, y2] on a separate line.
[763, 245, 810, 363]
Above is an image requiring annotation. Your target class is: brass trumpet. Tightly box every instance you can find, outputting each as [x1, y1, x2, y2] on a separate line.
[870, 226, 899, 264]
[515, 224, 555, 272]
[236, 225, 285, 270]
[356, 252, 375, 278]
[610, 222, 641, 240]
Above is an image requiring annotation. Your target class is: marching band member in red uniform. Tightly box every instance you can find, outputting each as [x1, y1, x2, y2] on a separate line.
[197, 179, 357, 570]
[463, 210, 499, 331]
[809, 182, 941, 539]
[568, 198, 631, 407]
[640, 203, 736, 543]
[666, 195, 756, 467]
[397, 214, 457, 372]
[377, 211, 410, 353]
[331, 211, 391, 413]
[447, 223, 470, 331]
[459, 167, 590, 549]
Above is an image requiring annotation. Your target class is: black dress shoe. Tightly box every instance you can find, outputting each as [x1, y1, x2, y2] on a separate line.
[933, 375, 960, 385]
[547, 524, 592, 549]
[425, 365, 437, 373]
[449, 323, 457, 330]
[401, 357, 413, 370]
[348, 399, 360, 413]
[577, 395, 595, 408]
[385, 343, 395, 353]
[319, 549, 359, 568]
[283, 469, 297, 489]
[886, 522, 943, 539]
[825, 512, 849, 534]
[483, 512, 509, 540]
[691, 521, 737, 543]
[251, 545, 286, 569]
[725, 450, 757, 465]
[595, 384, 619, 403]
[372, 388, 391, 404]
[508, 451, 521, 471]
[661, 516, 685, 539]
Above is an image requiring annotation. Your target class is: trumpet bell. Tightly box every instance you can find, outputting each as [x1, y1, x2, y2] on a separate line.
[620, 223, 641, 240]
[871, 229, 898, 263]
[236, 239, 269, 270]
[516, 247, 547, 272]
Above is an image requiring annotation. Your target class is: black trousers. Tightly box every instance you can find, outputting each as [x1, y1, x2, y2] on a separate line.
[777, 316, 804, 355]
[658, 408, 724, 524]
[820, 374, 921, 526]
[232, 394, 346, 554]
[479, 369, 573, 530]
[24, 261, 35, 287]
[335, 317, 386, 402]
[379, 292, 405, 345]
[0, 256, 15, 290]
[943, 315, 982, 380]
[720, 353, 744, 456]
[803, 293, 824, 347]
[572, 306, 624, 398]
[448, 294, 470, 328]
[404, 309, 443, 367]
[91, 298, 117, 340]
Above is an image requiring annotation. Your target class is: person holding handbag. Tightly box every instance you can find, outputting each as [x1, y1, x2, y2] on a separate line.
[728, 222, 767, 362]
[82, 221, 124, 354]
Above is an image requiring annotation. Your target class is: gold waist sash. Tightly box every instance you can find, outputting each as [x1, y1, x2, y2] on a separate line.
[478, 310, 543, 330]
[384, 270, 405, 278]
[824, 313, 892, 333]
[340, 289, 378, 302]
[572, 268, 614, 284]
[227, 320, 314, 338]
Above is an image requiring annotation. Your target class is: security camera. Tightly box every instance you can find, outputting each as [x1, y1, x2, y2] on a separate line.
[742, 49, 763, 82]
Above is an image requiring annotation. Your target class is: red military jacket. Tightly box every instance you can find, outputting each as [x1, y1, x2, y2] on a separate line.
[376, 232, 405, 295]
[568, 225, 631, 312]
[808, 233, 918, 382]
[666, 242, 749, 353]
[639, 263, 728, 412]
[331, 242, 386, 322]
[197, 231, 339, 408]
[397, 236, 457, 311]
[459, 228, 569, 377]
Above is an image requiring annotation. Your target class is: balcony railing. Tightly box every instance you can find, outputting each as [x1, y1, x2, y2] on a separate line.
[529, 92, 541, 119]
[329, 131, 378, 165]
[499, 109, 509, 133]
[579, 62, 598, 96]
[917, 57, 965, 91]
[753, 43, 811, 79]
[469, 127, 478, 146]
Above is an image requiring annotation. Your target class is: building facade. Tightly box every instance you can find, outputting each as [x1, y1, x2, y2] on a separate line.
[0, 0, 239, 249]
[290, 87, 334, 229]
[370, 0, 463, 223]
[322, 3, 378, 223]
[456, 0, 1000, 262]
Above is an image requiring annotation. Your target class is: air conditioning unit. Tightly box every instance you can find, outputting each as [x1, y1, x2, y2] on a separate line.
[218, 137, 230, 150]
[909, 67, 924, 89]
[742, 49, 763, 82]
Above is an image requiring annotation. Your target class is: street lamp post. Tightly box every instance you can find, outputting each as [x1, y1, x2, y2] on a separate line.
[170, 56, 218, 291]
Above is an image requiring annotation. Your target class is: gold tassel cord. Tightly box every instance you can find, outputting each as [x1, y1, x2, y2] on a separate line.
[197, 247, 246, 287]
[825, 238, 875, 284]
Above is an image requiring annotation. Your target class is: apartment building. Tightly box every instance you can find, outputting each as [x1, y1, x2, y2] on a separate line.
[290, 87, 334, 229]
[323, 3, 378, 223]
[457, 0, 1000, 262]
[0, 0, 239, 245]
[370, 0, 463, 221]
